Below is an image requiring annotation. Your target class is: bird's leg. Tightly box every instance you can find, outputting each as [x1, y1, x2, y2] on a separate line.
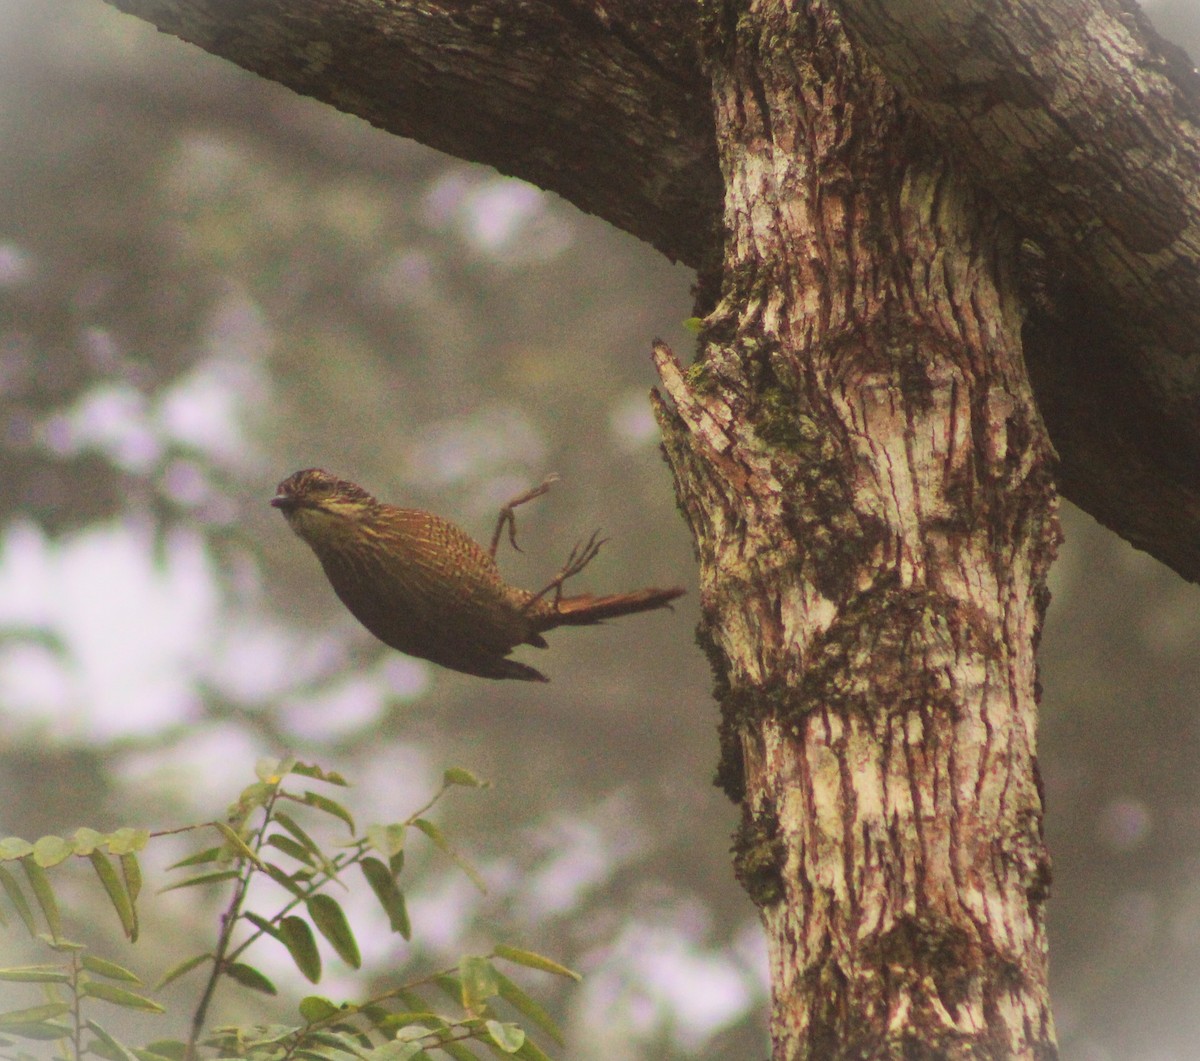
[523, 531, 608, 609]
[488, 474, 560, 559]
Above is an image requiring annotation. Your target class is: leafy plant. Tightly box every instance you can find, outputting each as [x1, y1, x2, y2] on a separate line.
[0, 758, 578, 1060]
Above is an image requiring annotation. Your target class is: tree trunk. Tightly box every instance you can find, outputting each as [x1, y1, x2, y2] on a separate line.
[653, 2, 1060, 1055]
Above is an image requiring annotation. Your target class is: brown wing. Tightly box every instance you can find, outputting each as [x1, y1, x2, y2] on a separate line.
[316, 508, 537, 669]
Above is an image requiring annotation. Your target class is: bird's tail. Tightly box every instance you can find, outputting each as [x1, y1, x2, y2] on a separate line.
[544, 586, 685, 627]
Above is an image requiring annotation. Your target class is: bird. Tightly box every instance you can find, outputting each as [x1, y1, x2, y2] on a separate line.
[270, 468, 685, 682]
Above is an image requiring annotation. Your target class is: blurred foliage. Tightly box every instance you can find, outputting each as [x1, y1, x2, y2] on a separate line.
[0, 1, 1198, 1059]
[0, 758, 580, 1061]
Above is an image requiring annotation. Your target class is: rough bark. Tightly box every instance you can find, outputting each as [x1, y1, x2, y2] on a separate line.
[830, 0, 1200, 600]
[101, 0, 1200, 583]
[651, 1, 1059, 1055]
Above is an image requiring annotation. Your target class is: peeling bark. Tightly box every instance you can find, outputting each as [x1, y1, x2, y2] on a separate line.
[653, 2, 1059, 1054]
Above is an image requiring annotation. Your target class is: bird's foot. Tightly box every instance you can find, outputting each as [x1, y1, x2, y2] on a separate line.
[488, 474, 560, 559]
[524, 530, 608, 608]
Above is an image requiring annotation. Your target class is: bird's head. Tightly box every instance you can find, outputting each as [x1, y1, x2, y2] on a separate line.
[271, 469, 378, 546]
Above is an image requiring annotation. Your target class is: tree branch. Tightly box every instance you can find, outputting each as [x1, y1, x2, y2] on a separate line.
[101, 0, 722, 267]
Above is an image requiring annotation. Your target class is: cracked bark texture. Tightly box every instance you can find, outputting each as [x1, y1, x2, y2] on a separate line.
[652, 2, 1059, 1055]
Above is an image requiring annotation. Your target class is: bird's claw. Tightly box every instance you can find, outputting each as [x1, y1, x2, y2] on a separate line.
[525, 529, 607, 609]
[488, 474, 560, 559]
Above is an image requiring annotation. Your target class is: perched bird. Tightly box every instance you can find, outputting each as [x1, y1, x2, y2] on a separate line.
[271, 469, 685, 682]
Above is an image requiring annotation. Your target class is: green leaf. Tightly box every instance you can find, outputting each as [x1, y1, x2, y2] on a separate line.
[159, 868, 240, 894]
[432, 974, 463, 1007]
[0, 965, 69, 984]
[364, 1041, 424, 1060]
[485, 1021, 524, 1054]
[41, 934, 84, 951]
[105, 828, 149, 856]
[357, 1002, 393, 1029]
[513, 1036, 553, 1061]
[493, 944, 581, 982]
[0, 865, 34, 936]
[298, 791, 355, 833]
[412, 820, 485, 893]
[0, 1020, 71, 1040]
[395, 1025, 438, 1043]
[20, 858, 60, 939]
[89, 851, 137, 941]
[411, 818, 446, 849]
[143, 1039, 189, 1060]
[366, 824, 405, 859]
[229, 781, 276, 819]
[374, 1011, 442, 1032]
[127, 1044, 183, 1061]
[213, 822, 265, 868]
[360, 858, 410, 939]
[494, 971, 562, 1045]
[682, 315, 705, 333]
[0, 837, 34, 860]
[273, 812, 329, 868]
[460, 956, 499, 1014]
[440, 1044, 479, 1061]
[209, 1023, 295, 1051]
[85, 854, 123, 903]
[0, 1003, 70, 1025]
[80, 981, 164, 1013]
[224, 962, 277, 996]
[31, 836, 71, 869]
[297, 995, 339, 1023]
[155, 953, 211, 990]
[306, 1029, 369, 1054]
[120, 851, 142, 904]
[398, 989, 435, 1014]
[291, 762, 348, 786]
[262, 862, 307, 898]
[242, 911, 284, 941]
[167, 846, 223, 871]
[81, 955, 142, 984]
[70, 827, 105, 856]
[264, 833, 316, 867]
[85, 1018, 140, 1061]
[442, 767, 486, 789]
[256, 757, 289, 783]
[279, 915, 322, 983]
[307, 894, 361, 968]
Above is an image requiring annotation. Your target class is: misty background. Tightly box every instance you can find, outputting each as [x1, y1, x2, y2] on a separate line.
[1, 2, 1199, 1058]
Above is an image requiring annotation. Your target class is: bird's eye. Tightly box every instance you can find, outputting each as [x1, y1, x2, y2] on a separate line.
[300, 472, 338, 497]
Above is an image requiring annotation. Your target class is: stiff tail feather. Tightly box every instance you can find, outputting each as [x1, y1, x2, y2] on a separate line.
[547, 586, 685, 626]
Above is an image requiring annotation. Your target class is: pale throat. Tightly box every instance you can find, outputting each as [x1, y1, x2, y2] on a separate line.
[288, 501, 368, 544]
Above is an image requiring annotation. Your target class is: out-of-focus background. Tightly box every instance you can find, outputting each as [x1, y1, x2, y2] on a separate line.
[0, 2, 1198, 1058]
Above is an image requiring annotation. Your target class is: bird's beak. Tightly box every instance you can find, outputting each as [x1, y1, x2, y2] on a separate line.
[271, 493, 296, 512]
